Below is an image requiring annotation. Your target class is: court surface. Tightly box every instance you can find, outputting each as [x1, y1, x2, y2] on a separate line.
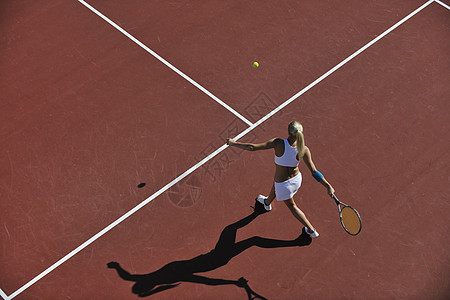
[1, 1, 449, 299]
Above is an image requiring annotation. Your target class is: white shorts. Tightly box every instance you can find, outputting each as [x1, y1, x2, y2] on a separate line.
[274, 172, 302, 201]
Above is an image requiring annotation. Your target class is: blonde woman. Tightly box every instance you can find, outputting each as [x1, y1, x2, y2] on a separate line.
[227, 121, 335, 238]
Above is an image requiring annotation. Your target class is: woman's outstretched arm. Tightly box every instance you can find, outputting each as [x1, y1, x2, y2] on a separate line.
[226, 138, 280, 151]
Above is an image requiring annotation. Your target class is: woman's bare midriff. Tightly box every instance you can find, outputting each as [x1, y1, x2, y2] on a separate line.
[274, 164, 299, 183]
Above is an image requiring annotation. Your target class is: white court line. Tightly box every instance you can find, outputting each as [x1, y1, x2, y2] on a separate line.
[77, 0, 253, 127]
[0, 288, 10, 300]
[434, 0, 450, 10]
[6, 1, 434, 298]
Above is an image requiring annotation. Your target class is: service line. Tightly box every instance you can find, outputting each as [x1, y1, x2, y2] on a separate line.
[6, 0, 434, 298]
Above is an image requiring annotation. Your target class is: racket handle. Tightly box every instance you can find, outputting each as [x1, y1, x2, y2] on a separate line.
[332, 194, 340, 205]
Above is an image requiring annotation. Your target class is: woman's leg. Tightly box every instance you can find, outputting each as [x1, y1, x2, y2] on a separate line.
[255, 185, 275, 213]
[283, 198, 315, 232]
[265, 184, 276, 205]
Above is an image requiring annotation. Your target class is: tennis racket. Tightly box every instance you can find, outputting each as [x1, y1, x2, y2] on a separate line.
[332, 195, 362, 236]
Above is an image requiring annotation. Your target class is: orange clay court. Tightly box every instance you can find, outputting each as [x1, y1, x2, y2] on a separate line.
[1, 1, 449, 299]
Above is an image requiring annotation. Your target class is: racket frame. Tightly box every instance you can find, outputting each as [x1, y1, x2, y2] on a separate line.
[332, 195, 362, 236]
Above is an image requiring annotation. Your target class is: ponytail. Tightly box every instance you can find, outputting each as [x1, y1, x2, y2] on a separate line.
[288, 120, 305, 159]
[296, 131, 305, 159]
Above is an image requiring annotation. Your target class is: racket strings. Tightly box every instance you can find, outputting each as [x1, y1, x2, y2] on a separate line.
[341, 206, 361, 235]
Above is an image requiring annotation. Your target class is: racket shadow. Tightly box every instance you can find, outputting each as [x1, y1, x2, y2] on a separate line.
[107, 210, 312, 298]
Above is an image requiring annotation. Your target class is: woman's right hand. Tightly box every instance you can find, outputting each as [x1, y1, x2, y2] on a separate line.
[327, 185, 335, 197]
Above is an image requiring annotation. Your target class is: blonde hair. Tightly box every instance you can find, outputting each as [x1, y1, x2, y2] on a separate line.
[288, 121, 305, 159]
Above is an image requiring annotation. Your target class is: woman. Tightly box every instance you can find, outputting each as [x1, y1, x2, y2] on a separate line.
[227, 121, 335, 238]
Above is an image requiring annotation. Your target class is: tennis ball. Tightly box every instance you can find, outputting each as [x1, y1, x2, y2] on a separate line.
[252, 61, 259, 68]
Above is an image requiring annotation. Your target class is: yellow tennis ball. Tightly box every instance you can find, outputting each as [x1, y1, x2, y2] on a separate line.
[252, 61, 259, 68]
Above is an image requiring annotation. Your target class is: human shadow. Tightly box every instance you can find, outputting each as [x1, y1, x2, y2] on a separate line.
[107, 209, 312, 298]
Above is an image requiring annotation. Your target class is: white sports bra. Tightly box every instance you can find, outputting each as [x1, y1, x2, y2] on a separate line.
[274, 139, 299, 167]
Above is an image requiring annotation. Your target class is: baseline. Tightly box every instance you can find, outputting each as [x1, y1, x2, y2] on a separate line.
[5, 1, 434, 299]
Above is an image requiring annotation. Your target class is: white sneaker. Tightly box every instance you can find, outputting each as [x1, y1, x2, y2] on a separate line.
[304, 227, 319, 238]
[256, 195, 272, 211]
